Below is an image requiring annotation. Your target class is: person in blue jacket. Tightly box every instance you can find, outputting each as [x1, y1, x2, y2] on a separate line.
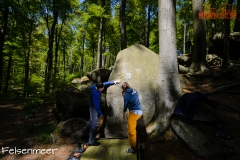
[81, 80, 120, 149]
[122, 82, 142, 154]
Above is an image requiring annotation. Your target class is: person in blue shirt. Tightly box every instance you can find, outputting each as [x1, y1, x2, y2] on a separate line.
[81, 80, 120, 149]
[122, 82, 142, 154]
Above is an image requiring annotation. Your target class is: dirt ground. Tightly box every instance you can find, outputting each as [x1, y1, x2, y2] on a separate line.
[0, 67, 240, 160]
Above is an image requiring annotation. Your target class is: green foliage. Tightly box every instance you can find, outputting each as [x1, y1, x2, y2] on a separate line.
[23, 99, 42, 115]
[27, 122, 58, 144]
[1, 0, 238, 98]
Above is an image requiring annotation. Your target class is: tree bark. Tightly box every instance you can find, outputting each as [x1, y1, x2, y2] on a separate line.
[53, 20, 64, 90]
[222, 0, 234, 69]
[183, 23, 186, 54]
[63, 42, 66, 81]
[80, 38, 85, 77]
[147, 0, 182, 138]
[210, 0, 216, 38]
[0, 6, 9, 94]
[189, 0, 208, 74]
[120, 0, 127, 50]
[3, 54, 12, 96]
[45, 0, 58, 93]
[234, 0, 240, 32]
[23, 48, 30, 98]
[97, 16, 103, 68]
[146, 4, 151, 48]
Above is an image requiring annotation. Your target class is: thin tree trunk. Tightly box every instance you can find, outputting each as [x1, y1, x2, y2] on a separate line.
[183, 23, 186, 54]
[146, 4, 151, 48]
[102, 29, 106, 68]
[63, 42, 66, 81]
[45, 0, 58, 93]
[3, 54, 12, 96]
[222, 0, 234, 69]
[23, 48, 30, 98]
[210, 0, 216, 38]
[23, 21, 34, 98]
[97, 16, 103, 68]
[120, 0, 127, 50]
[0, 6, 9, 94]
[234, 0, 240, 32]
[92, 44, 95, 70]
[81, 38, 85, 77]
[53, 20, 63, 90]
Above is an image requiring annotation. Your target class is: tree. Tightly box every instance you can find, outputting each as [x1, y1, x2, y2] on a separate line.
[120, 0, 126, 50]
[41, 0, 59, 93]
[0, 2, 9, 95]
[234, 0, 240, 32]
[189, 0, 209, 74]
[147, 0, 182, 138]
[41, 0, 76, 93]
[210, 0, 217, 38]
[222, 0, 234, 69]
[97, 0, 105, 68]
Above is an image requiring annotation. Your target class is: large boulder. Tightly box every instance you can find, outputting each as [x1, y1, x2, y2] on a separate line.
[209, 32, 240, 60]
[54, 85, 108, 122]
[54, 86, 90, 122]
[105, 44, 159, 138]
[171, 102, 240, 158]
[71, 76, 89, 85]
[58, 118, 87, 141]
[87, 68, 112, 83]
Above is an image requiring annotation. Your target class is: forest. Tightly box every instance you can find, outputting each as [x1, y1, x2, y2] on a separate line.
[0, 0, 239, 100]
[1, 0, 240, 160]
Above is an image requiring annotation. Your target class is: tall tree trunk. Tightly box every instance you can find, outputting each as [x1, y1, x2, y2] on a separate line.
[183, 23, 186, 54]
[120, 0, 127, 50]
[23, 22, 33, 99]
[147, 0, 182, 138]
[92, 43, 95, 70]
[23, 48, 30, 98]
[3, 54, 12, 96]
[0, 6, 9, 94]
[53, 21, 63, 90]
[189, 0, 208, 74]
[210, 0, 216, 38]
[234, 0, 240, 32]
[222, 0, 234, 69]
[97, 0, 105, 69]
[45, 0, 58, 93]
[81, 38, 85, 77]
[146, 4, 151, 48]
[102, 29, 106, 68]
[97, 16, 103, 68]
[63, 42, 66, 81]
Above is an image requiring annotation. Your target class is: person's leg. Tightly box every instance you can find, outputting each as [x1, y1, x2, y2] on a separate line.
[82, 106, 92, 139]
[127, 112, 141, 152]
[81, 120, 92, 139]
[88, 105, 99, 145]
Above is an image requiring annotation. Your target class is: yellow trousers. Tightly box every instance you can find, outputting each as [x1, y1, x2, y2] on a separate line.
[128, 112, 141, 149]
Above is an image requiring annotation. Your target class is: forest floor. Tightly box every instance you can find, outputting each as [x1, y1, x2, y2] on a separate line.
[0, 66, 240, 160]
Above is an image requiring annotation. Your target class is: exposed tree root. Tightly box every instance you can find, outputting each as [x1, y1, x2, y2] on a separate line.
[204, 82, 240, 95]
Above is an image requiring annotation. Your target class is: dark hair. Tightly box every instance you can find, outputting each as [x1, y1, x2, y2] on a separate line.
[122, 82, 130, 95]
[96, 82, 104, 89]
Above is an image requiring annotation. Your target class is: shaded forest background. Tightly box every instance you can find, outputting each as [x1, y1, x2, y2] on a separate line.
[0, 0, 239, 101]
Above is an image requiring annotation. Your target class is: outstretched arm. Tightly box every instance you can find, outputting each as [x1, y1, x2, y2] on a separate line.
[103, 80, 120, 87]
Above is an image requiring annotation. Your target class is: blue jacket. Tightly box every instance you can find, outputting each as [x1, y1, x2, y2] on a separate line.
[123, 88, 142, 112]
[89, 81, 115, 116]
